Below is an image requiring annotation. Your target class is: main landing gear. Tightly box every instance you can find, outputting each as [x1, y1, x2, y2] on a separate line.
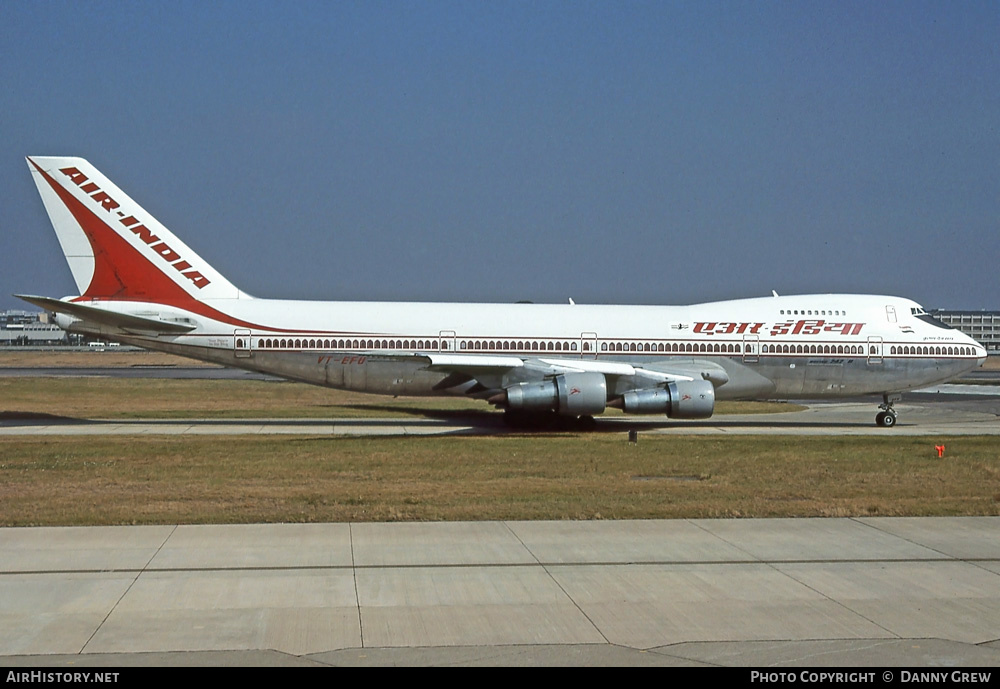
[875, 393, 901, 428]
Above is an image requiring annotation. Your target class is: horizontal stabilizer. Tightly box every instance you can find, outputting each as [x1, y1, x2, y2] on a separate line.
[14, 295, 196, 334]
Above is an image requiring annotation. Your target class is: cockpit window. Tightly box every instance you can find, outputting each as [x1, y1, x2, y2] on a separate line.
[910, 307, 929, 316]
[915, 313, 954, 330]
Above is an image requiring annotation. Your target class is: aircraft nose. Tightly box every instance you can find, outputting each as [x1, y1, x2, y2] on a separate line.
[967, 337, 989, 368]
[976, 346, 988, 368]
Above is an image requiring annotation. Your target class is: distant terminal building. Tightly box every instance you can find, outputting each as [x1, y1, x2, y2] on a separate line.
[0, 310, 67, 345]
[931, 310, 1000, 353]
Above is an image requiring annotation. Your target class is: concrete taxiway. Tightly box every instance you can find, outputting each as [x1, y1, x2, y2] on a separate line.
[1, 518, 999, 666]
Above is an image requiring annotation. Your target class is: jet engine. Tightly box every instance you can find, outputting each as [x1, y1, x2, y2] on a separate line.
[502, 372, 607, 416]
[617, 380, 715, 419]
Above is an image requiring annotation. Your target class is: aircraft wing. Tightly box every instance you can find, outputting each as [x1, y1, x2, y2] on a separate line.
[14, 295, 197, 334]
[416, 352, 728, 389]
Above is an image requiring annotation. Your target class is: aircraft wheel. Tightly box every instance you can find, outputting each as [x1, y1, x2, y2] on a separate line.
[875, 412, 897, 428]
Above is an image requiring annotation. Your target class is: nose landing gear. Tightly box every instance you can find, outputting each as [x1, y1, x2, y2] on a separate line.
[876, 393, 901, 428]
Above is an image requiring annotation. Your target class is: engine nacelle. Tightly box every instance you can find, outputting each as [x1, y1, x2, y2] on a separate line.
[504, 372, 607, 416]
[620, 380, 715, 419]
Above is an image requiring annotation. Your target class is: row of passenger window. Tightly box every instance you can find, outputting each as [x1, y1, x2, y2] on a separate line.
[603, 342, 743, 353]
[890, 345, 974, 356]
[779, 309, 846, 316]
[258, 338, 438, 350]
[254, 339, 745, 353]
[461, 340, 583, 352]
[252, 338, 974, 358]
[763, 343, 863, 355]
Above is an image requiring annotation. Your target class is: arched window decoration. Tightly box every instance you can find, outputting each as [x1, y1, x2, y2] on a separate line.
[572, 342, 579, 351]
[762, 344, 769, 353]
[658, 343, 664, 352]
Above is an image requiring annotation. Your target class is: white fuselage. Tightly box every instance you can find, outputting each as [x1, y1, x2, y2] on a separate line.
[59, 292, 987, 402]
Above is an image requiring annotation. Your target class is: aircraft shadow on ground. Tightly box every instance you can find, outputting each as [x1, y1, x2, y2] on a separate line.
[0, 407, 873, 433]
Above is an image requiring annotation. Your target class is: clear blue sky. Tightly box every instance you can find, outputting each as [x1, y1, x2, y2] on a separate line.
[2, 1, 998, 310]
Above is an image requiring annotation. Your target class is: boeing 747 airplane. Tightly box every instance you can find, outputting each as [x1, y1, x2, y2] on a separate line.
[18, 156, 987, 428]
